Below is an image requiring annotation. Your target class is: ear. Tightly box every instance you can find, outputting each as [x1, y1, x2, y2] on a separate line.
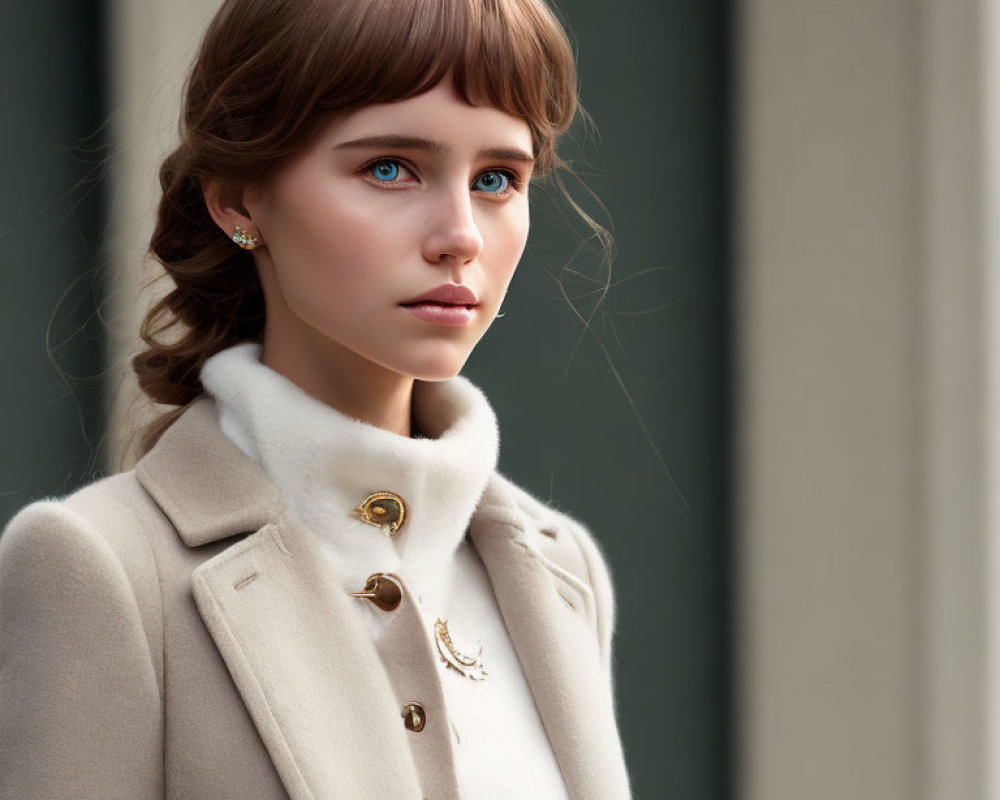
[202, 177, 264, 248]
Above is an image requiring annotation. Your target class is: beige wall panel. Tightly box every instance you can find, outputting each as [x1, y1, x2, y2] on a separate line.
[985, 1, 1000, 795]
[106, 0, 223, 463]
[921, 2, 986, 797]
[737, 2, 921, 798]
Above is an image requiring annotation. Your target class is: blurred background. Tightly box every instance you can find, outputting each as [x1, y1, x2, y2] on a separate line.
[4, 0, 994, 798]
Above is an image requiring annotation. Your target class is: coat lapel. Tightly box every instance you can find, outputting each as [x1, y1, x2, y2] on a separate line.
[136, 399, 421, 800]
[469, 478, 632, 800]
[189, 516, 424, 800]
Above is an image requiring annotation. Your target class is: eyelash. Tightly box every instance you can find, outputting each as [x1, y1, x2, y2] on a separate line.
[361, 158, 524, 196]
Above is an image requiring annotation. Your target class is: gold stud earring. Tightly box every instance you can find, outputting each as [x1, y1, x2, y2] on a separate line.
[232, 225, 262, 250]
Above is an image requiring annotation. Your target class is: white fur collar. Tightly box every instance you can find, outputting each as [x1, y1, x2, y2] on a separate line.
[200, 343, 499, 597]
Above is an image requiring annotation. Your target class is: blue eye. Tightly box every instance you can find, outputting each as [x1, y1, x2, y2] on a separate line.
[370, 160, 400, 181]
[473, 171, 511, 194]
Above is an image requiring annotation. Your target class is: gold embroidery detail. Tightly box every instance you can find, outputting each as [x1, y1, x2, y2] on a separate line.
[434, 618, 487, 681]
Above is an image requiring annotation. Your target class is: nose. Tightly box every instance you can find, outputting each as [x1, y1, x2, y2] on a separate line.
[421, 188, 484, 274]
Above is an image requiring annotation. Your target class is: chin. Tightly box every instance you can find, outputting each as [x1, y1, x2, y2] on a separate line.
[407, 363, 466, 383]
[394, 349, 470, 382]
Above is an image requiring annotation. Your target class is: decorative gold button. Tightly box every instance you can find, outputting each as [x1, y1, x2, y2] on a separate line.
[353, 491, 407, 534]
[349, 573, 402, 612]
[401, 702, 426, 732]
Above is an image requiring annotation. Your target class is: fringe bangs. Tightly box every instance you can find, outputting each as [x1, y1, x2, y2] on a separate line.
[300, 0, 577, 171]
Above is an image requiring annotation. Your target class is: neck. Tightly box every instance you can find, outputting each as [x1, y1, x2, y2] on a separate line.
[261, 331, 414, 437]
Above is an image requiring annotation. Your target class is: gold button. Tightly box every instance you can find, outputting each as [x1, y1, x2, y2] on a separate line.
[353, 491, 407, 534]
[401, 702, 426, 732]
[349, 574, 402, 612]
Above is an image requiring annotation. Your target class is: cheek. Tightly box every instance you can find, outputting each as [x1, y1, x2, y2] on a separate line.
[264, 186, 405, 294]
[513, 207, 530, 261]
[489, 203, 530, 278]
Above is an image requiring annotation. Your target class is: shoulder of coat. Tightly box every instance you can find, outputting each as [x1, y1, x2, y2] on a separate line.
[62, 470, 167, 538]
[3, 469, 173, 585]
[1, 472, 168, 693]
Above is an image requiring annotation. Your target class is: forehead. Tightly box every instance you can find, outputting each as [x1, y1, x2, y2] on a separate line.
[317, 81, 534, 155]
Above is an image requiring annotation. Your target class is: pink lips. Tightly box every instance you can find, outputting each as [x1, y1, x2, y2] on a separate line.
[400, 284, 479, 326]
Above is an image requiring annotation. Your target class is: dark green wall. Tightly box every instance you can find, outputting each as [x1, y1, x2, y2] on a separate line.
[464, 1, 732, 796]
[0, 0, 108, 527]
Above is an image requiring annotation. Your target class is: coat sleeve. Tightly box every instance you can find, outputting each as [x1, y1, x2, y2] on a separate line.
[0, 501, 163, 799]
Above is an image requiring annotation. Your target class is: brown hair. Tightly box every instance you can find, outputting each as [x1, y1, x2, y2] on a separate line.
[134, 0, 581, 454]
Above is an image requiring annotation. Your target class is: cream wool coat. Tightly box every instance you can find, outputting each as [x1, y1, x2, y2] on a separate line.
[0, 397, 631, 800]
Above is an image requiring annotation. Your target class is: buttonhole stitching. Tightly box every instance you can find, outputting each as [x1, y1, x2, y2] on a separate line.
[233, 572, 259, 591]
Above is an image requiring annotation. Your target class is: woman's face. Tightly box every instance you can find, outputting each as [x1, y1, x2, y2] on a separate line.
[243, 80, 535, 386]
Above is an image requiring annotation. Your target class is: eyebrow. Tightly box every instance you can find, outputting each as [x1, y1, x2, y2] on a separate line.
[334, 134, 536, 165]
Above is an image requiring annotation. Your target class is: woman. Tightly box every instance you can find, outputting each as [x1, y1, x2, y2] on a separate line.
[0, 0, 630, 797]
